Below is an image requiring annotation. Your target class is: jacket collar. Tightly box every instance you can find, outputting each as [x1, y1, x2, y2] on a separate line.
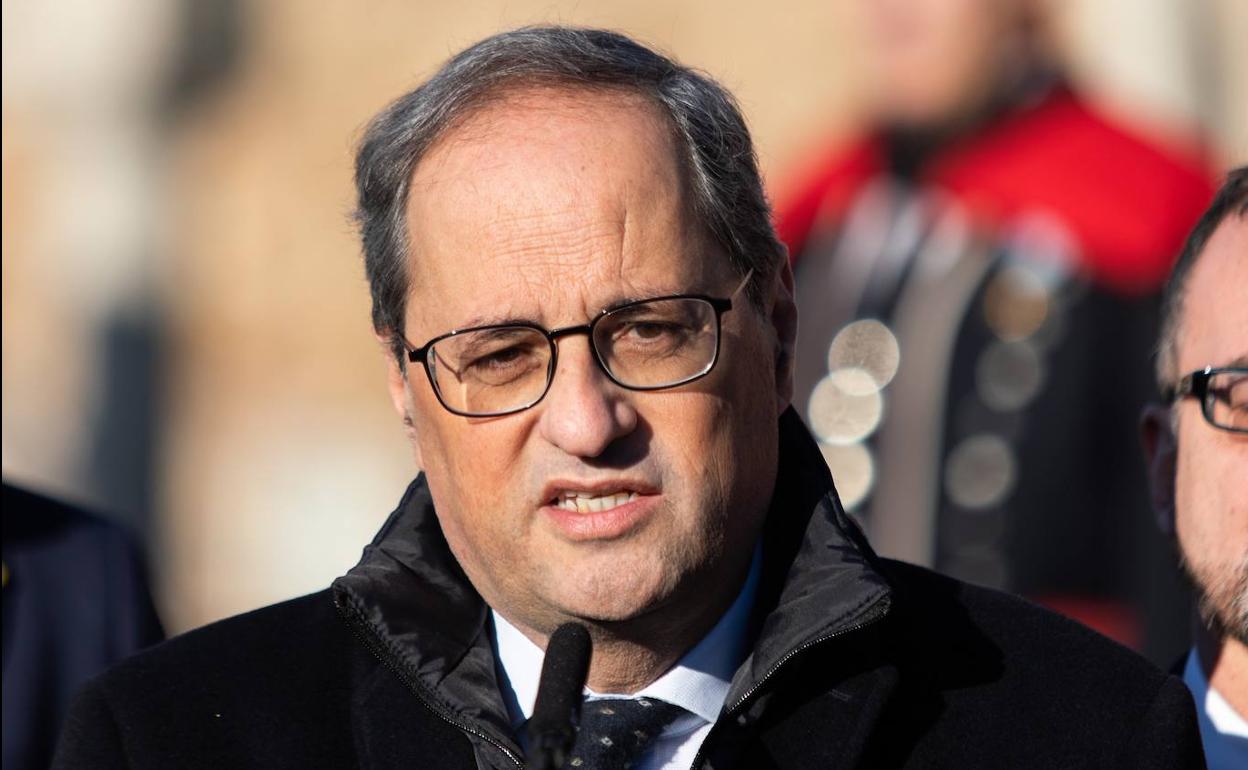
[726, 410, 893, 713]
[332, 408, 893, 757]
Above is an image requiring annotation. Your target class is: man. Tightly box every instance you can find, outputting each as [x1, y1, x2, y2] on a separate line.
[3, 484, 164, 770]
[1142, 166, 1248, 769]
[55, 27, 1203, 769]
[776, 0, 1212, 655]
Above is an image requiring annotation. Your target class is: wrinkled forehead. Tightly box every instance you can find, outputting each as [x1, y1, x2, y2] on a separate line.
[401, 88, 724, 337]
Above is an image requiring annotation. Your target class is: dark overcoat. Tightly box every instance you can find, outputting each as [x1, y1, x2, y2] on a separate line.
[53, 412, 1205, 769]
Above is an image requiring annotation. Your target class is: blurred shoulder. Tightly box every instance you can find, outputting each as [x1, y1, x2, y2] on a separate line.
[4, 483, 138, 553]
[56, 591, 371, 767]
[880, 558, 1169, 688]
[851, 560, 1203, 765]
[92, 590, 352, 698]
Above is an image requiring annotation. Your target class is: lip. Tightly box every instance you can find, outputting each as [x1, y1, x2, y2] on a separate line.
[539, 478, 660, 506]
[540, 494, 660, 541]
[538, 478, 661, 542]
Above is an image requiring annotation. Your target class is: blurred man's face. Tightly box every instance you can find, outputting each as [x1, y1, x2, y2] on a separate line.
[860, 0, 1031, 126]
[385, 89, 794, 641]
[1169, 216, 1248, 643]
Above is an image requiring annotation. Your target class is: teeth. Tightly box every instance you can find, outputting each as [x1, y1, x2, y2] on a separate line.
[554, 491, 639, 513]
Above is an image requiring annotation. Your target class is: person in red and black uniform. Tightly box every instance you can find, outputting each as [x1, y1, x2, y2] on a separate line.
[775, 0, 1213, 662]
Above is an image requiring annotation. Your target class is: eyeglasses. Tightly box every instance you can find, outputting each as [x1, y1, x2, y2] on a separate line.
[403, 271, 753, 417]
[1164, 366, 1248, 434]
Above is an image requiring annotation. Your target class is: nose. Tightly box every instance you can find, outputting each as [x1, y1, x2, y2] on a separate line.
[537, 335, 638, 458]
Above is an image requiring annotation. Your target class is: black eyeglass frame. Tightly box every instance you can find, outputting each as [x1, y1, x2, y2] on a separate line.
[1164, 366, 1248, 434]
[402, 290, 743, 418]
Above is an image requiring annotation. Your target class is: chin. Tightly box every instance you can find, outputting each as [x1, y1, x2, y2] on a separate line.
[1185, 550, 1248, 648]
[550, 556, 682, 624]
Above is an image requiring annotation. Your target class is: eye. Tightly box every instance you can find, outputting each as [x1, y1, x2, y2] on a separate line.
[622, 320, 687, 342]
[1210, 373, 1248, 407]
[608, 303, 698, 339]
[464, 343, 543, 381]
[471, 345, 525, 369]
[610, 318, 697, 355]
[1223, 380, 1248, 411]
[438, 328, 549, 385]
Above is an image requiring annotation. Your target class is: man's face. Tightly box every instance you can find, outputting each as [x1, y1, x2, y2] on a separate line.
[386, 90, 794, 639]
[859, 0, 1031, 127]
[1165, 216, 1248, 642]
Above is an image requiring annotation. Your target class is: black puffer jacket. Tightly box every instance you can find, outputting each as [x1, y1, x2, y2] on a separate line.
[53, 411, 1205, 769]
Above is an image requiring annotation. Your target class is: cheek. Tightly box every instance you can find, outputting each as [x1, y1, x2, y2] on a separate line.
[661, 369, 776, 518]
[1216, 454, 1248, 556]
[420, 425, 532, 603]
[1174, 442, 1248, 564]
[413, 375, 516, 466]
[409, 396, 531, 535]
[1172, 442, 1206, 550]
[675, 399, 734, 504]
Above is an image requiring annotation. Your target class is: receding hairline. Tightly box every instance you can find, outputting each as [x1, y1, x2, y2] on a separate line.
[1167, 215, 1247, 362]
[1155, 168, 1248, 390]
[403, 83, 721, 283]
[411, 83, 680, 185]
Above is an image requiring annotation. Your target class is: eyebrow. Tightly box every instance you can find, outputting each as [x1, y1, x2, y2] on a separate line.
[449, 312, 538, 331]
[1188, 354, 1248, 372]
[451, 325, 543, 356]
[447, 287, 697, 331]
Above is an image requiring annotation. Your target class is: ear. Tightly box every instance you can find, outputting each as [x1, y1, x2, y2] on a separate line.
[378, 331, 423, 468]
[1140, 403, 1177, 537]
[768, 256, 799, 417]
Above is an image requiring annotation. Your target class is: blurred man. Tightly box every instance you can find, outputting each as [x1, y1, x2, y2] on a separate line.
[1142, 166, 1248, 769]
[776, 0, 1213, 656]
[56, 28, 1203, 769]
[2, 484, 163, 770]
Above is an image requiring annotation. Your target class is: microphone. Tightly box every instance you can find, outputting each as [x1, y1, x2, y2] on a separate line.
[525, 622, 592, 770]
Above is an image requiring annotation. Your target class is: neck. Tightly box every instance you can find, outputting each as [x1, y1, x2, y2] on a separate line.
[580, 630, 690, 694]
[1194, 615, 1248, 719]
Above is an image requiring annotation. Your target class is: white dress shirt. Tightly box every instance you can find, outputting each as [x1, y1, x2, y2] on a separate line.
[1182, 646, 1248, 770]
[492, 550, 761, 770]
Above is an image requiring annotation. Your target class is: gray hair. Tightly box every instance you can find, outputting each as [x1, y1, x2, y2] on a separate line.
[1155, 165, 1248, 391]
[353, 26, 784, 360]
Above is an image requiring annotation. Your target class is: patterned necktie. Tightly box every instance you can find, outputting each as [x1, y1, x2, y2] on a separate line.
[565, 697, 686, 769]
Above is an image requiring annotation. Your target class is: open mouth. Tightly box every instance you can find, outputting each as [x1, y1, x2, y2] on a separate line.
[540, 482, 658, 540]
[550, 490, 640, 513]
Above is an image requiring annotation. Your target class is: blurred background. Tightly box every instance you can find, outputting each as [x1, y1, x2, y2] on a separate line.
[3, 0, 1245, 654]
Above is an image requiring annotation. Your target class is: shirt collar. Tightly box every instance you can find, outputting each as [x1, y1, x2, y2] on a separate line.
[1183, 645, 1248, 739]
[493, 545, 762, 729]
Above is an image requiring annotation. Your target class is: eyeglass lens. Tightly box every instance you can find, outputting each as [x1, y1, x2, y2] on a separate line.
[427, 297, 720, 416]
[1204, 369, 1248, 432]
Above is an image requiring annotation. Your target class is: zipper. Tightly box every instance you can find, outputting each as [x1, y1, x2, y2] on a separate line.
[333, 593, 525, 769]
[688, 594, 892, 770]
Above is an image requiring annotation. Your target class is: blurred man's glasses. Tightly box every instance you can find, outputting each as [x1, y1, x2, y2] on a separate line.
[404, 271, 753, 417]
[1165, 366, 1248, 434]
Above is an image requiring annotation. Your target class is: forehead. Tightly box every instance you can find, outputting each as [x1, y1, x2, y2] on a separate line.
[403, 88, 721, 337]
[1177, 216, 1248, 370]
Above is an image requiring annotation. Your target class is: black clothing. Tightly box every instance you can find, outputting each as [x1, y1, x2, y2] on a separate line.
[53, 412, 1204, 768]
[3, 484, 164, 770]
